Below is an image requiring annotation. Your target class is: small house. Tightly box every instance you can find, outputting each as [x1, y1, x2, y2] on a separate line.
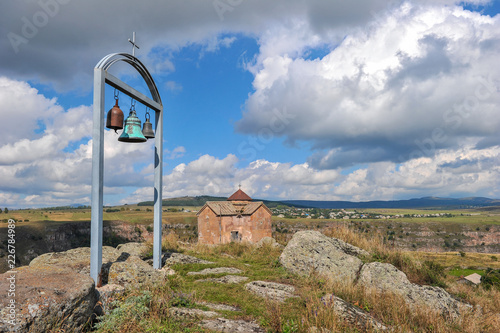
[197, 188, 272, 244]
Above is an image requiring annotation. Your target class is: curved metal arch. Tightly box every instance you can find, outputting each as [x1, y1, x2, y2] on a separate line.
[95, 53, 162, 105]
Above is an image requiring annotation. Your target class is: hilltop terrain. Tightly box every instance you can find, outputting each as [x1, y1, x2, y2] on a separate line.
[1, 226, 499, 332]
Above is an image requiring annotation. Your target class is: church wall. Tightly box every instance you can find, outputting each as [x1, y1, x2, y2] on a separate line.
[197, 206, 222, 244]
[197, 205, 272, 244]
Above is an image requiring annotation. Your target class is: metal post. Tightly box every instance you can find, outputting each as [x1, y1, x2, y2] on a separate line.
[90, 68, 105, 285]
[153, 108, 163, 269]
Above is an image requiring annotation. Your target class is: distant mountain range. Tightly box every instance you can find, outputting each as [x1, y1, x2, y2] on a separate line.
[282, 197, 500, 209]
[137, 196, 500, 210]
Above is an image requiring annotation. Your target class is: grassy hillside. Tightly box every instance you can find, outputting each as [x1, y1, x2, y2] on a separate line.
[91, 226, 500, 333]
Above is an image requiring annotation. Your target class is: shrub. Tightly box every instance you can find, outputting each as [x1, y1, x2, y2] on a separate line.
[162, 233, 179, 252]
[168, 291, 194, 308]
[94, 290, 152, 331]
[482, 268, 500, 290]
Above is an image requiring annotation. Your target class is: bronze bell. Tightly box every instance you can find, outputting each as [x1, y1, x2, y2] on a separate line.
[118, 110, 147, 143]
[106, 99, 124, 133]
[142, 112, 155, 139]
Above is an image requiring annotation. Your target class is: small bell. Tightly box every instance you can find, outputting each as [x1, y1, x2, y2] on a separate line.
[106, 98, 124, 133]
[118, 105, 147, 143]
[142, 110, 155, 139]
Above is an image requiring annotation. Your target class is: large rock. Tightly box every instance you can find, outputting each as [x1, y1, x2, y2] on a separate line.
[321, 294, 389, 331]
[95, 284, 125, 315]
[279, 231, 365, 283]
[200, 318, 266, 333]
[107, 255, 168, 287]
[196, 275, 249, 284]
[245, 281, 296, 302]
[187, 267, 243, 276]
[0, 266, 97, 332]
[163, 252, 214, 265]
[116, 242, 151, 259]
[199, 302, 241, 312]
[29, 246, 124, 284]
[358, 262, 472, 318]
[169, 307, 219, 319]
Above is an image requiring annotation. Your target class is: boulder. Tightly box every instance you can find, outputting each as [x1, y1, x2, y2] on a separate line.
[196, 275, 249, 284]
[245, 281, 296, 302]
[321, 294, 389, 331]
[187, 267, 243, 276]
[116, 242, 151, 259]
[29, 246, 124, 284]
[200, 318, 266, 333]
[168, 307, 219, 319]
[95, 284, 125, 315]
[107, 255, 168, 287]
[163, 252, 214, 265]
[358, 262, 472, 318]
[0, 266, 97, 332]
[279, 231, 365, 283]
[199, 302, 241, 312]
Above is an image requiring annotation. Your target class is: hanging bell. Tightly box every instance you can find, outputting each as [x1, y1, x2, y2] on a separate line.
[142, 111, 155, 139]
[106, 99, 124, 133]
[118, 110, 147, 143]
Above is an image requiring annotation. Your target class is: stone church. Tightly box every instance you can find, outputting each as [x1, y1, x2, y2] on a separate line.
[197, 188, 272, 244]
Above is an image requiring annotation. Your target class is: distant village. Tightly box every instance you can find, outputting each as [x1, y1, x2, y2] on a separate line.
[170, 206, 456, 220]
[270, 207, 453, 220]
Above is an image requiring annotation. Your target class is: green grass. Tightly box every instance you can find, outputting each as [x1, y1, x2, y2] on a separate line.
[448, 268, 484, 277]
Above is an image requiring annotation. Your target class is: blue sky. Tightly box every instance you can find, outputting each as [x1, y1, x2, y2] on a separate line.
[0, 0, 499, 208]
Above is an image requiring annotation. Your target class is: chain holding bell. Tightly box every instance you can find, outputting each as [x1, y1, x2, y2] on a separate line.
[142, 109, 155, 139]
[118, 101, 147, 143]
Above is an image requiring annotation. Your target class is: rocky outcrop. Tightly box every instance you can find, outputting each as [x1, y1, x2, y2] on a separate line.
[0, 266, 97, 332]
[116, 242, 151, 259]
[95, 284, 125, 315]
[169, 307, 219, 319]
[29, 246, 125, 284]
[196, 275, 249, 284]
[107, 255, 170, 287]
[280, 231, 473, 327]
[187, 267, 243, 276]
[163, 252, 214, 265]
[279, 231, 365, 283]
[358, 262, 472, 318]
[200, 302, 241, 312]
[321, 294, 389, 331]
[200, 318, 266, 333]
[245, 281, 296, 302]
[0, 220, 152, 273]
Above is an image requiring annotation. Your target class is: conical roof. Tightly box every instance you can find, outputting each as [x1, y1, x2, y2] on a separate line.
[227, 189, 252, 201]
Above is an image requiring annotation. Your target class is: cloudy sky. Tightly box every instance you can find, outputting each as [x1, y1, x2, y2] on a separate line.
[0, 0, 499, 208]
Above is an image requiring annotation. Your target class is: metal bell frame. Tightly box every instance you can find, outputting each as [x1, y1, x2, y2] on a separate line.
[91, 52, 164, 286]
